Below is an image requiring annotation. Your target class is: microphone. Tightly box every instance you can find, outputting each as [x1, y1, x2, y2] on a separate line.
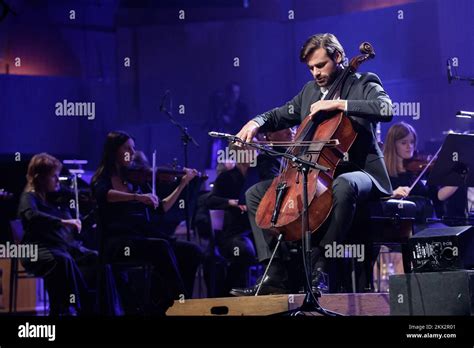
[208, 131, 234, 138]
[447, 59, 452, 84]
[159, 90, 171, 111]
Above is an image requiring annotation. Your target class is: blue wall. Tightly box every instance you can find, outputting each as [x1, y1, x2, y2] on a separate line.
[1, 0, 473, 174]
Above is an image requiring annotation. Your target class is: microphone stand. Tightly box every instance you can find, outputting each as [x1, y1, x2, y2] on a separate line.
[210, 132, 342, 316]
[161, 105, 199, 242]
[447, 58, 474, 85]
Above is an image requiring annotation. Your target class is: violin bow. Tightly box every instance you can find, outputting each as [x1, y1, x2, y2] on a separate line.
[403, 145, 443, 198]
[68, 169, 82, 233]
[152, 150, 157, 197]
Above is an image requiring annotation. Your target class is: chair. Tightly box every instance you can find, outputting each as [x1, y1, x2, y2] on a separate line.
[101, 262, 153, 315]
[95, 211, 153, 315]
[9, 219, 48, 314]
[209, 210, 225, 244]
[367, 198, 417, 292]
[207, 210, 261, 296]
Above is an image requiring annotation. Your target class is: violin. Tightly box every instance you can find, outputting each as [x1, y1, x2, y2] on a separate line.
[123, 162, 207, 186]
[402, 147, 442, 196]
[49, 187, 95, 205]
[404, 154, 436, 176]
[47, 175, 96, 221]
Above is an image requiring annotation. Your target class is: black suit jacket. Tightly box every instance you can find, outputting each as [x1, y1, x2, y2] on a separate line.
[252, 72, 393, 196]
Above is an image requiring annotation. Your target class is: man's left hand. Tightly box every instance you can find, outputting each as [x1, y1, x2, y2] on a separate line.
[310, 100, 346, 117]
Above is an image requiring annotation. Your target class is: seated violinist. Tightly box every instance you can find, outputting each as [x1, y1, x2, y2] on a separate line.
[202, 146, 257, 297]
[130, 150, 203, 298]
[91, 131, 202, 315]
[383, 122, 436, 225]
[18, 153, 111, 315]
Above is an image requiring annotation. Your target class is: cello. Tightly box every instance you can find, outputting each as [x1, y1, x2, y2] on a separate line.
[255, 42, 376, 241]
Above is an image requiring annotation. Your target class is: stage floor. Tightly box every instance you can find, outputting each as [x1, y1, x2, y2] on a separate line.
[167, 293, 390, 316]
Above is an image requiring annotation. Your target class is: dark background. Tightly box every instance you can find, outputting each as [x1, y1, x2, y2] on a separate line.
[0, 0, 473, 174]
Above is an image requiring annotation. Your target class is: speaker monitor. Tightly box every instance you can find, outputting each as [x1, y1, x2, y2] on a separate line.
[389, 270, 474, 315]
[409, 225, 474, 272]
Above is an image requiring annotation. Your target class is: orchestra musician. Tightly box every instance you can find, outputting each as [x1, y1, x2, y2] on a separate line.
[230, 33, 393, 295]
[129, 149, 203, 298]
[384, 122, 473, 223]
[18, 153, 107, 315]
[202, 145, 256, 297]
[382, 122, 436, 225]
[91, 131, 202, 315]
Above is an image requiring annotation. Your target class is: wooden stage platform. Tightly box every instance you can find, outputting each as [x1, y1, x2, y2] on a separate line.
[167, 293, 390, 316]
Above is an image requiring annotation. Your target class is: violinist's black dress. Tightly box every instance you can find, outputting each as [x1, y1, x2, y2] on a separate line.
[93, 173, 201, 314]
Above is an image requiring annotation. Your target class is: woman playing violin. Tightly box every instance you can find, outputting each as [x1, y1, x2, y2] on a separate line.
[18, 153, 107, 315]
[383, 122, 435, 223]
[91, 131, 202, 314]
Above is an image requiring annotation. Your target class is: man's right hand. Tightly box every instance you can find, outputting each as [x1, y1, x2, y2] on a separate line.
[235, 120, 260, 146]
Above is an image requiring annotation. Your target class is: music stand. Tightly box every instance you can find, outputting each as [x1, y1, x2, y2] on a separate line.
[427, 133, 474, 220]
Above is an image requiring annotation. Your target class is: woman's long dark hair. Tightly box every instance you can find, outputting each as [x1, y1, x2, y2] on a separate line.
[91, 131, 133, 185]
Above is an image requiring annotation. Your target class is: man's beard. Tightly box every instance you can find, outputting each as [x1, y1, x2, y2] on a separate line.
[324, 65, 343, 87]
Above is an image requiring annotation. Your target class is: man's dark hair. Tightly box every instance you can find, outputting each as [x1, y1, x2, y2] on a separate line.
[300, 33, 346, 63]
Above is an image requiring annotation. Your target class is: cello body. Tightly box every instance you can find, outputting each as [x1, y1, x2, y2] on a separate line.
[255, 111, 357, 241]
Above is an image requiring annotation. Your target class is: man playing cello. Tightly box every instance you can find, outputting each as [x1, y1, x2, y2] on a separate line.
[230, 33, 393, 295]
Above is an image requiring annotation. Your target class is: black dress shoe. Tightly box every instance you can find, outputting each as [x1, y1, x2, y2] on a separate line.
[230, 275, 289, 297]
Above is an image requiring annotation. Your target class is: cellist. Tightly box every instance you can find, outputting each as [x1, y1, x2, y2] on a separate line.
[230, 33, 393, 295]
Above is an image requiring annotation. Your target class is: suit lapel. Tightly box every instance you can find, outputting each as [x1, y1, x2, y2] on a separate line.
[341, 73, 356, 100]
[313, 82, 322, 102]
[312, 72, 356, 102]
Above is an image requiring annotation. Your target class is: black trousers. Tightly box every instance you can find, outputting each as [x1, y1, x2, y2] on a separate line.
[245, 172, 377, 291]
[171, 239, 204, 297]
[203, 233, 257, 297]
[22, 244, 100, 315]
[106, 220, 202, 312]
[106, 235, 186, 313]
